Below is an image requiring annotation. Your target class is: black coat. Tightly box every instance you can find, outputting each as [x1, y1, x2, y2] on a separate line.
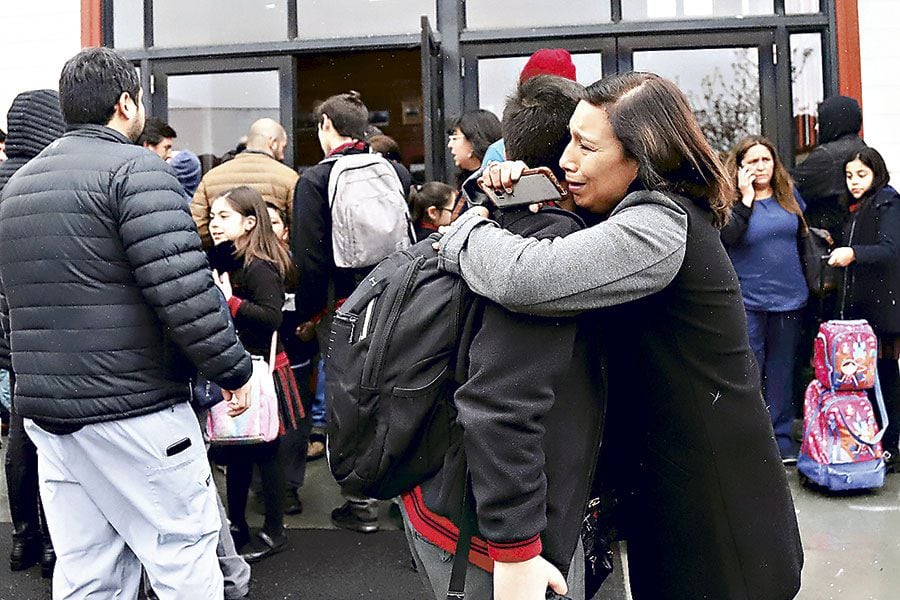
[0, 89, 66, 371]
[600, 195, 803, 600]
[0, 124, 252, 431]
[841, 185, 900, 335]
[406, 208, 604, 576]
[792, 96, 866, 241]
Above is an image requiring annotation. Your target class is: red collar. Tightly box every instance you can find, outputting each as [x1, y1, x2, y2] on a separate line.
[328, 140, 366, 157]
[419, 221, 440, 232]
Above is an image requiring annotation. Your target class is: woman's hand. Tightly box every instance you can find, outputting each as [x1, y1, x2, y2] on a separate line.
[212, 269, 233, 300]
[737, 165, 756, 207]
[828, 247, 856, 267]
[481, 160, 529, 194]
[493, 555, 567, 600]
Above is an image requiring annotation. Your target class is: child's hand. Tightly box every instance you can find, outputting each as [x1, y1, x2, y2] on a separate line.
[212, 269, 233, 300]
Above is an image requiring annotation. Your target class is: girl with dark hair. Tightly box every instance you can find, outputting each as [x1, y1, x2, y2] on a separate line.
[408, 181, 456, 241]
[436, 72, 802, 599]
[207, 186, 304, 563]
[447, 109, 502, 184]
[721, 135, 809, 462]
[828, 147, 900, 468]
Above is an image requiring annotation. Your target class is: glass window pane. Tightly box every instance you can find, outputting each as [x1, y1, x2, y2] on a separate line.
[297, 0, 435, 38]
[113, 0, 143, 49]
[622, 0, 772, 20]
[153, 0, 287, 48]
[167, 71, 280, 157]
[785, 0, 821, 13]
[790, 33, 824, 160]
[633, 47, 761, 153]
[477, 53, 603, 120]
[466, 0, 610, 30]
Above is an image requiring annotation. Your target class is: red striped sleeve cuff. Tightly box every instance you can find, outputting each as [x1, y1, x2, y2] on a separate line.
[487, 535, 542, 563]
[227, 296, 243, 317]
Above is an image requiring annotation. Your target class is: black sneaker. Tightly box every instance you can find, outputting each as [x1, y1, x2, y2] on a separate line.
[781, 456, 798, 466]
[330, 502, 379, 533]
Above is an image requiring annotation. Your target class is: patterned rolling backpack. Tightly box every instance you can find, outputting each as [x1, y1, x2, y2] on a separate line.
[799, 320, 888, 491]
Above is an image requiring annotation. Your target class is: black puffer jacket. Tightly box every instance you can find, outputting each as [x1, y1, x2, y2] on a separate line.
[0, 89, 66, 372]
[0, 124, 252, 431]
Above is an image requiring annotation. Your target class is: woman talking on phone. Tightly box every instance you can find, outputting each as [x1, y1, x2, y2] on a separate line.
[721, 135, 809, 464]
[437, 72, 803, 600]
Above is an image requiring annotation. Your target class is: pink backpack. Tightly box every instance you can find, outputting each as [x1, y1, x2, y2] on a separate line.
[800, 320, 888, 491]
[813, 319, 878, 391]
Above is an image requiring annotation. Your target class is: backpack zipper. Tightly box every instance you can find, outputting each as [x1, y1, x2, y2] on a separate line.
[366, 256, 424, 387]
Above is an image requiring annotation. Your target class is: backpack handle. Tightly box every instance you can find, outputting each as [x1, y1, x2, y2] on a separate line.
[836, 369, 889, 447]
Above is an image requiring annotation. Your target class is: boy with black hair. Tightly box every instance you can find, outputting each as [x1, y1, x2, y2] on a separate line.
[292, 91, 411, 532]
[138, 116, 177, 161]
[399, 75, 603, 600]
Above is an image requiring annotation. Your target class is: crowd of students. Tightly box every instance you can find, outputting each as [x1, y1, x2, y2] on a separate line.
[0, 43, 896, 600]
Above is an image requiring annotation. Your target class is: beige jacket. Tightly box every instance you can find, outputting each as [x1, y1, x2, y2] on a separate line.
[191, 151, 298, 246]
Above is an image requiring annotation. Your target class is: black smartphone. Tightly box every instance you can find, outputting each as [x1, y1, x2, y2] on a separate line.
[477, 167, 565, 209]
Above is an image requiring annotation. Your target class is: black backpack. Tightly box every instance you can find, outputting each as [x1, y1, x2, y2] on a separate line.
[325, 236, 478, 500]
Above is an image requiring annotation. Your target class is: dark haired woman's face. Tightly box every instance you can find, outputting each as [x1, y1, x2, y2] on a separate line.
[560, 101, 638, 215]
[447, 128, 480, 171]
[846, 158, 874, 200]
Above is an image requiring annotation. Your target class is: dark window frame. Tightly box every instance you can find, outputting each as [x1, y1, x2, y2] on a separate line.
[101, 0, 837, 176]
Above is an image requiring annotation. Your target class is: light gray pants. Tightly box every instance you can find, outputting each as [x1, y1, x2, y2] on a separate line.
[400, 503, 585, 600]
[25, 403, 224, 600]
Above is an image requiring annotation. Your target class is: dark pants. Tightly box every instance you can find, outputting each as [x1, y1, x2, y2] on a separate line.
[746, 309, 804, 458]
[224, 439, 285, 538]
[279, 362, 313, 492]
[4, 372, 51, 548]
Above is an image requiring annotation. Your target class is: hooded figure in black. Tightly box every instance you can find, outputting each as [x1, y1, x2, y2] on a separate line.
[791, 95, 866, 242]
[0, 89, 65, 577]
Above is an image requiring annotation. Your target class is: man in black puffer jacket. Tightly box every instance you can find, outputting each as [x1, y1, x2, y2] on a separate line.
[0, 89, 65, 579]
[0, 48, 253, 599]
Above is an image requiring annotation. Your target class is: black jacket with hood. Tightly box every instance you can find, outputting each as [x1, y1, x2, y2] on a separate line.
[0, 90, 66, 372]
[792, 95, 867, 242]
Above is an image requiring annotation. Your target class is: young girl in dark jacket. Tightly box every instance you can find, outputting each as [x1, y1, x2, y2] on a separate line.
[208, 186, 304, 562]
[828, 147, 900, 468]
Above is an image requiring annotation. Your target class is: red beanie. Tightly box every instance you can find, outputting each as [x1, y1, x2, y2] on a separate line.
[519, 49, 577, 83]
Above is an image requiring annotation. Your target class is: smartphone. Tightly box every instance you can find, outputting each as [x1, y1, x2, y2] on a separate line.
[477, 167, 565, 209]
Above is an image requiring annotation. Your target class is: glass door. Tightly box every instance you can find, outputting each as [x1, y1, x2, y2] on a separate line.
[617, 31, 778, 156]
[150, 56, 295, 167]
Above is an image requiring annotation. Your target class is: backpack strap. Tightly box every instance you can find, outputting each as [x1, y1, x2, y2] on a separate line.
[447, 471, 476, 600]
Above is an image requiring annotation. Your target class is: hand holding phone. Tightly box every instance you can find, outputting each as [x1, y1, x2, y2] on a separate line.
[477, 167, 565, 210]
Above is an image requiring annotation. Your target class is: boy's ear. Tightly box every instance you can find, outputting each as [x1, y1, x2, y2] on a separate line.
[425, 205, 440, 222]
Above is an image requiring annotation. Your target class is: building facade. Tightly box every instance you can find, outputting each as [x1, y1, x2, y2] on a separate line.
[2, 1, 896, 181]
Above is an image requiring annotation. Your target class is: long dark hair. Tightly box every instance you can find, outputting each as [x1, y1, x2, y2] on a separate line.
[216, 186, 294, 280]
[845, 147, 890, 201]
[726, 135, 806, 233]
[583, 72, 733, 228]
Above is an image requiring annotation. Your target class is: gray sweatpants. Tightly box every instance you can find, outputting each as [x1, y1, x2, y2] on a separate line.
[26, 403, 224, 600]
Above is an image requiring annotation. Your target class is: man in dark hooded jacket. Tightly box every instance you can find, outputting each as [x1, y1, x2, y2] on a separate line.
[0, 89, 65, 578]
[792, 95, 867, 242]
